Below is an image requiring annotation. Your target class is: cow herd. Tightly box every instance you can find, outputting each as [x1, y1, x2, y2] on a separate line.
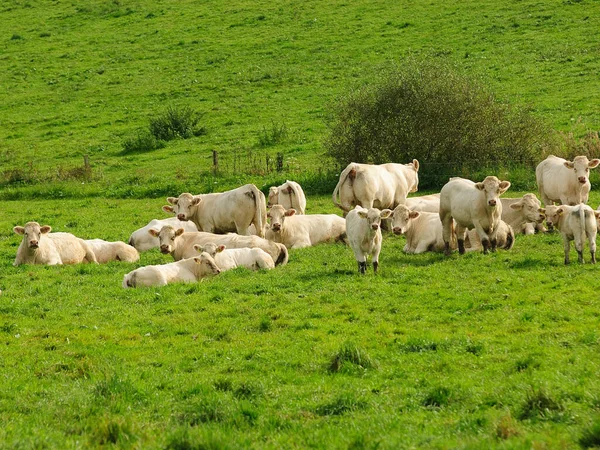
[10, 154, 600, 287]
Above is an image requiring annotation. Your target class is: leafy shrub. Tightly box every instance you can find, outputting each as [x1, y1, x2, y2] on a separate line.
[121, 129, 166, 154]
[149, 106, 205, 141]
[325, 58, 555, 189]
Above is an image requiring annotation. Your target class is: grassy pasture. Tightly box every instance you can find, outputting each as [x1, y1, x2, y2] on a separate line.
[1, 194, 600, 448]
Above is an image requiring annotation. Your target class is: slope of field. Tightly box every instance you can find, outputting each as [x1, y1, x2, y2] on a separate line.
[1, 0, 600, 193]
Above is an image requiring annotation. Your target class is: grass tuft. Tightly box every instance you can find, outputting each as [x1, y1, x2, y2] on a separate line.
[495, 412, 520, 440]
[423, 386, 452, 408]
[518, 387, 563, 420]
[315, 394, 368, 416]
[329, 341, 377, 372]
[149, 106, 205, 141]
[579, 420, 600, 448]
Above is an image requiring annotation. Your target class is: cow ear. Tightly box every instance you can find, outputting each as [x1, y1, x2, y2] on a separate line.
[13, 226, 25, 235]
[40, 226, 52, 234]
[589, 159, 600, 169]
[191, 196, 202, 206]
[167, 197, 178, 205]
[474, 182, 485, 190]
[148, 229, 159, 237]
[557, 207, 564, 216]
[412, 159, 419, 172]
[285, 209, 296, 216]
[193, 257, 201, 264]
[510, 202, 523, 210]
[409, 211, 420, 219]
[175, 228, 185, 237]
[594, 211, 600, 219]
[269, 187, 278, 194]
[217, 245, 225, 253]
[499, 181, 511, 193]
[357, 211, 368, 219]
[538, 208, 545, 214]
[380, 209, 392, 219]
[162, 205, 174, 213]
[564, 161, 575, 169]
[193, 244, 202, 252]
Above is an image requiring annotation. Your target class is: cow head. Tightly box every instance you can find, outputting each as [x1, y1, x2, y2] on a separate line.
[390, 204, 420, 235]
[474, 176, 511, 207]
[193, 243, 225, 257]
[540, 205, 562, 229]
[564, 156, 600, 185]
[595, 210, 600, 233]
[267, 205, 295, 232]
[509, 193, 545, 223]
[193, 252, 221, 277]
[14, 222, 51, 249]
[408, 159, 420, 193]
[162, 193, 202, 221]
[267, 187, 279, 207]
[149, 225, 185, 254]
[357, 207, 393, 231]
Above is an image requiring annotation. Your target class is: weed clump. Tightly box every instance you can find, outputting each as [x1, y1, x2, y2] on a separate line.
[149, 105, 206, 141]
[315, 394, 367, 416]
[518, 387, 563, 420]
[422, 386, 452, 408]
[579, 420, 600, 448]
[329, 341, 377, 372]
[121, 130, 166, 154]
[258, 120, 288, 147]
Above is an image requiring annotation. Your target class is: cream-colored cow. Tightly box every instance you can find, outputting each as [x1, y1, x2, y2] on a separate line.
[536, 155, 600, 206]
[346, 205, 392, 274]
[265, 205, 346, 249]
[122, 252, 220, 288]
[13, 222, 98, 266]
[500, 194, 545, 235]
[391, 205, 449, 254]
[85, 239, 140, 263]
[542, 204, 599, 264]
[404, 193, 440, 213]
[193, 243, 274, 271]
[268, 180, 307, 214]
[128, 218, 198, 251]
[440, 176, 511, 255]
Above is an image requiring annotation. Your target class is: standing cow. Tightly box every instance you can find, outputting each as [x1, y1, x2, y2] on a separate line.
[439, 176, 511, 255]
[346, 205, 392, 274]
[332, 160, 419, 214]
[268, 180, 307, 214]
[163, 184, 267, 237]
[536, 155, 600, 206]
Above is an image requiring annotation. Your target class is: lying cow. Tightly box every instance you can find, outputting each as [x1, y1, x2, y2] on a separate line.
[122, 252, 220, 288]
[265, 205, 346, 249]
[150, 226, 288, 265]
[542, 204, 599, 264]
[163, 184, 267, 237]
[332, 160, 419, 214]
[346, 205, 392, 273]
[268, 180, 307, 214]
[536, 155, 600, 206]
[465, 220, 515, 251]
[404, 193, 440, 213]
[391, 205, 450, 254]
[13, 222, 97, 266]
[193, 243, 274, 271]
[85, 239, 140, 263]
[128, 218, 198, 251]
[501, 194, 545, 235]
[440, 176, 511, 255]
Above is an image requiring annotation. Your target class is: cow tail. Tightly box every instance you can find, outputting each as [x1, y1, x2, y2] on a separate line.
[579, 205, 586, 250]
[332, 164, 356, 213]
[251, 185, 267, 238]
[275, 243, 289, 266]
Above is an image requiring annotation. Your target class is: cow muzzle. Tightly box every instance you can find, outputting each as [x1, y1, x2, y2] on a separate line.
[392, 227, 402, 235]
[160, 245, 170, 254]
[271, 224, 281, 231]
[29, 240, 39, 248]
[579, 177, 587, 184]
[177, 214, 187, 221]
[371, 224, 379, 230]
[488, 200, 497, 207]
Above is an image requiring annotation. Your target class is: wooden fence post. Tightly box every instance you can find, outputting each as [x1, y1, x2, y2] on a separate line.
[213, 150, 219, 174]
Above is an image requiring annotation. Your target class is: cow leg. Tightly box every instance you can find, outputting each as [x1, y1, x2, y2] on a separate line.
[562, 237, 571, 265]
[481, 239, 490, 254]
[588, 230, 597, 264]
[455, 225, 467, 255]
[373, 261, 379, 273]
[440, 210, 454, 256]
[357, 260, 367, 274]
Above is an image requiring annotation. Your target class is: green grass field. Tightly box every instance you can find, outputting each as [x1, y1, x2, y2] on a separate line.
[2, 0, 600, 448]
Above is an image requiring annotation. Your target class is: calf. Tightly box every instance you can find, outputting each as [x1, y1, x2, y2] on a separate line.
[85, 239, 140, 263]
[151, 226, 288, 265]
[501, 194, 545, 235]
[265, 205, 346, 249]
[128, 218, 198, 251]
[542, 204, 599, 264]
[268, 180, 307, 214]
[346, 205, 392, 273]
[194, 243, 275, 271]
[439, 176, 511, 255]
[391, 205, 450, 253]
[122, 252, 220, 288]
[13, 222, 97, 266]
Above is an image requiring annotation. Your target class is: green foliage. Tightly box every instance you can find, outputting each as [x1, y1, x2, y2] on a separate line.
[518, 387, 564, 421]
[121, 129, 166, 155]
[329, 341, 377, 372]
[325, 58, 555, 188]
[149, 106, 206, 141]
[258, 121, 288, 147]
[579, 420, 600, 449]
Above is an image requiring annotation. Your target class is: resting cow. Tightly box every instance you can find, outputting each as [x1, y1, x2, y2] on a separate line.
[332, 160, 419, 214]
[128, 218, 198, 251]
[85, 239, 140, 263]
[163, 184, 267, 237]
[536, 155, 600, 206]
[391, 205, 450, 254]
[265, 205, 346, 249]
[268, 180, 307, 214]
[346, 205, 392, 274]
[440, 176, 511, 255]
[13, 222, 98, 266]
[404, 193, 440, 213]
[194, 243, 275, 271]
[500, 194, 545, 235]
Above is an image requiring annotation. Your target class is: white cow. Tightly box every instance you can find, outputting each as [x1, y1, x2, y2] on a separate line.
[268, 180, 307, 214]
[346, 205, 392, 274]
[85, 239, 140, 263]
[13, 222, 98, 266]
[151, 226, 288, 265]
[193, 243, 274, 271]
[440, 176, 511, 255]
[391, 206, 449, 254]
[332, 160, 419, 214]
[404, 193, 440, 213]
[122, 252, 220, 288]
[163, 184, 267, 237]
[501, 194, 545, 235]
[265, 205, 346, 249]
[465, 220, 515, 251]
[128, 218, 198, 251]
[536, 155, 600, 206]
[542, 204, 599, 264]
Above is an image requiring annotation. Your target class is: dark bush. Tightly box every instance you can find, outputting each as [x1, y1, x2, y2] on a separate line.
[149, 106, 205, 141]
[324, 58, 555, 189]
